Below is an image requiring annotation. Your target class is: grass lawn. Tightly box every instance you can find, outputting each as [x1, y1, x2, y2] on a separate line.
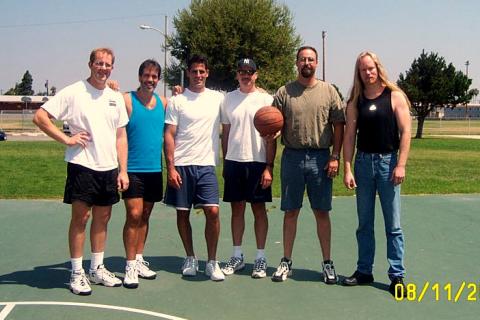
[0, 138, 479, 199]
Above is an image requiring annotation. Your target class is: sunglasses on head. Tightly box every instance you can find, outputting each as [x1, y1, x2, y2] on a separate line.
[237, 69, 255, 75]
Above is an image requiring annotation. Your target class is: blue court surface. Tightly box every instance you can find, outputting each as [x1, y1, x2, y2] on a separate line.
[0, 195, 479, 319]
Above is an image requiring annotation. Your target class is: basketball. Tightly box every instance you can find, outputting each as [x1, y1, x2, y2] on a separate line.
[253, 106, 284, 136]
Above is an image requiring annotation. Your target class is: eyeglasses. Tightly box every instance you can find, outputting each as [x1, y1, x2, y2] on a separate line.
[297, 57, 316, 64]
[93, 61, 113, 69]
[237, 70, 255, 75]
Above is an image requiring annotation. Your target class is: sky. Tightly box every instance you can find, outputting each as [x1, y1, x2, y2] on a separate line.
[1, 0, 479, 98]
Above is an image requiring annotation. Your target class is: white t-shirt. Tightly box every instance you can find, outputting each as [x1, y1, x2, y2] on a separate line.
[165, 88, 224, 166]
[221, 89, 273, 162]
[42, 80, 128, 171]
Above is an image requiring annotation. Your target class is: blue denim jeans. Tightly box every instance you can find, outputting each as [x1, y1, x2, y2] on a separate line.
[354, 151, 405, 279]
[280, 148, 332, 211]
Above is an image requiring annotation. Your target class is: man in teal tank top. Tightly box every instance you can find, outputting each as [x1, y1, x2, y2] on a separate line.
[121, 59, 167, 288]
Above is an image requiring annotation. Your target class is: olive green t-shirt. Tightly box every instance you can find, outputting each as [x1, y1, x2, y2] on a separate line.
[273, 80, 345, 149]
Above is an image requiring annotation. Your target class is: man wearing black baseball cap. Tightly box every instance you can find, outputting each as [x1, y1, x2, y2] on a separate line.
[220, 58, 276, 279]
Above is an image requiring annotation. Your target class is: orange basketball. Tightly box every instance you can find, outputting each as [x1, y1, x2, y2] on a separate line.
[254, 106, 284, 136]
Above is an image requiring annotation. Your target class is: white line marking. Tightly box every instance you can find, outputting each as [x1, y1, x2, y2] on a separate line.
[0, 302, 187, 320]
[0, 303, 15, 320]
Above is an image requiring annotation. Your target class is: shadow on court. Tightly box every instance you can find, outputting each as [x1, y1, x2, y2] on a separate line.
[0, 262, 69, 289]
[0, 256, 187, 290]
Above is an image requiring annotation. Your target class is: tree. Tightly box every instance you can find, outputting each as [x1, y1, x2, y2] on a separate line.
[167, 0, 301, 92]
[17, 71, 34, 95]
[4, 70, 34, 95]
[398, 51, 477, 138]
[4, 84, 19, 95]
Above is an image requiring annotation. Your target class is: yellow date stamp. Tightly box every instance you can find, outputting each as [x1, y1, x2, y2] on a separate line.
[395, 282, 479, 302]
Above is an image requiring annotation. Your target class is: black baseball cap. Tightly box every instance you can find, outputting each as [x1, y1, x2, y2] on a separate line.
[237, 58, 257, 71]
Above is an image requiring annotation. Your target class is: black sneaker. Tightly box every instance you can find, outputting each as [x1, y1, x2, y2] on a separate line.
[271, 257, 292, 282]
[389, 277, 406, 298]
[342, 270, 374, 286]
[322, 260, 338, 284]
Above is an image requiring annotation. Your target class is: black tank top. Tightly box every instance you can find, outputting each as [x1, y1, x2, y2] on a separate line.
[357, 87, 400, 153]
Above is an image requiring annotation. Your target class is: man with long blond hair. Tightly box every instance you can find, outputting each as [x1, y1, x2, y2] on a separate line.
[342, 51, 411, 297]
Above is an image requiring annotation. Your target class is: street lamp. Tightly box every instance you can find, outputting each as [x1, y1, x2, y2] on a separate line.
[322, 31, 326, 81]
[465, 60, 471, 118]
[139, 16, 168, 96]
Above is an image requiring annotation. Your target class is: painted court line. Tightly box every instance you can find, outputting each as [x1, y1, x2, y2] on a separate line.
[0, 302, 187, 320]
[0, 304, 15, 320]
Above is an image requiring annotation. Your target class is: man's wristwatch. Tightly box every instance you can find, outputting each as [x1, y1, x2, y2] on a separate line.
[330, 154, 340, 161]
[266, 163, 274, 168]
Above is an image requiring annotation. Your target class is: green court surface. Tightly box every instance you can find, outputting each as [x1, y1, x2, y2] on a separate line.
[0, 196, 479, 320]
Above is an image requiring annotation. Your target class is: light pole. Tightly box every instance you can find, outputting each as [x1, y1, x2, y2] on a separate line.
[465, 60, 470, 118]
[140, 16, 168, 96]
[322, 31, 326, 81]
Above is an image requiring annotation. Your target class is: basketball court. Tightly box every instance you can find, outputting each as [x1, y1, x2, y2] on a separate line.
[0, 195, 478, 319]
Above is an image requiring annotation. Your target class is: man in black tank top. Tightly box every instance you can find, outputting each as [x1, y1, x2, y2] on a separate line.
[356, 88, 400, 153]
[342, 51, 412, 298]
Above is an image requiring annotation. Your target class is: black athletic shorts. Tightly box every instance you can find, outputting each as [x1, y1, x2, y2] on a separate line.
[122, 172, 163, 203]
[63, 162, 120, 206]
[223, 160, 272, 203]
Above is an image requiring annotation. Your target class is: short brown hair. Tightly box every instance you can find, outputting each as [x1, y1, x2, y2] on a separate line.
[296, 46, 318, 62]
[89, 47, 115, 65]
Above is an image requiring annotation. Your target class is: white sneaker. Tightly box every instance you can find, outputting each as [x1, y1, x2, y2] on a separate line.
[252, 257, 267, 279]
[123, 265, 139, 289]
[322, 260, 338, 284]
[181, 256, 199, 276]
[136, 259, 157, 280]
[271, 258, 292, 282]
[222, 255, 245, 275]
[88, 264, 122, 287]
[205, 260, 225, 281]
[69, 269, 92, 295]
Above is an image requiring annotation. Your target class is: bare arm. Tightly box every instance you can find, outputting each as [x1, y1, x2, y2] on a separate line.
[261, 134, 277, 189]
[32, 108, 90, 147]
[221, 124, 230, 162]
[164, 123, 182, 189]
[391, 91, 412, 185]
[123, 92, 132, 118]
[221, 124, 230, 179]
[116, 126, 129, 191]
[343, 102, 358, 189]
[325, 121, 344, 179]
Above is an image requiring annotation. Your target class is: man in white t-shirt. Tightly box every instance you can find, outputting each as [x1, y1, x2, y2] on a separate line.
[33, 48, 129, 295]
[164, 55, 225, 281]
[220, 58, 276, 279]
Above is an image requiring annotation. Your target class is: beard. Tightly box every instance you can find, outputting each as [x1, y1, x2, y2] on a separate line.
[300, 66, 315, 78]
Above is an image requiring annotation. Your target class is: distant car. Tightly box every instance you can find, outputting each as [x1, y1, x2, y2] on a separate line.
[62, 122, 71, 136]
[0, 130, 6, 141]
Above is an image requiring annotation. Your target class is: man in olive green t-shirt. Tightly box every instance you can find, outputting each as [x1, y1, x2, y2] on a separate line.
[271, 46, 345, 283]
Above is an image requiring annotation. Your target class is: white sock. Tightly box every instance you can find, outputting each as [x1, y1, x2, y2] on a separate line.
[90, 252, 104, 271]
[136, 254, 143, 261]
[71, 257, 83, 272]
[126, 260, 136, 269]
[256, 249, 266, 260]
[233, 246, 243, 258]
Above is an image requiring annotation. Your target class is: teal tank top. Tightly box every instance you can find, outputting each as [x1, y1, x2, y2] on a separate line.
[126, 92, 165, 172]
